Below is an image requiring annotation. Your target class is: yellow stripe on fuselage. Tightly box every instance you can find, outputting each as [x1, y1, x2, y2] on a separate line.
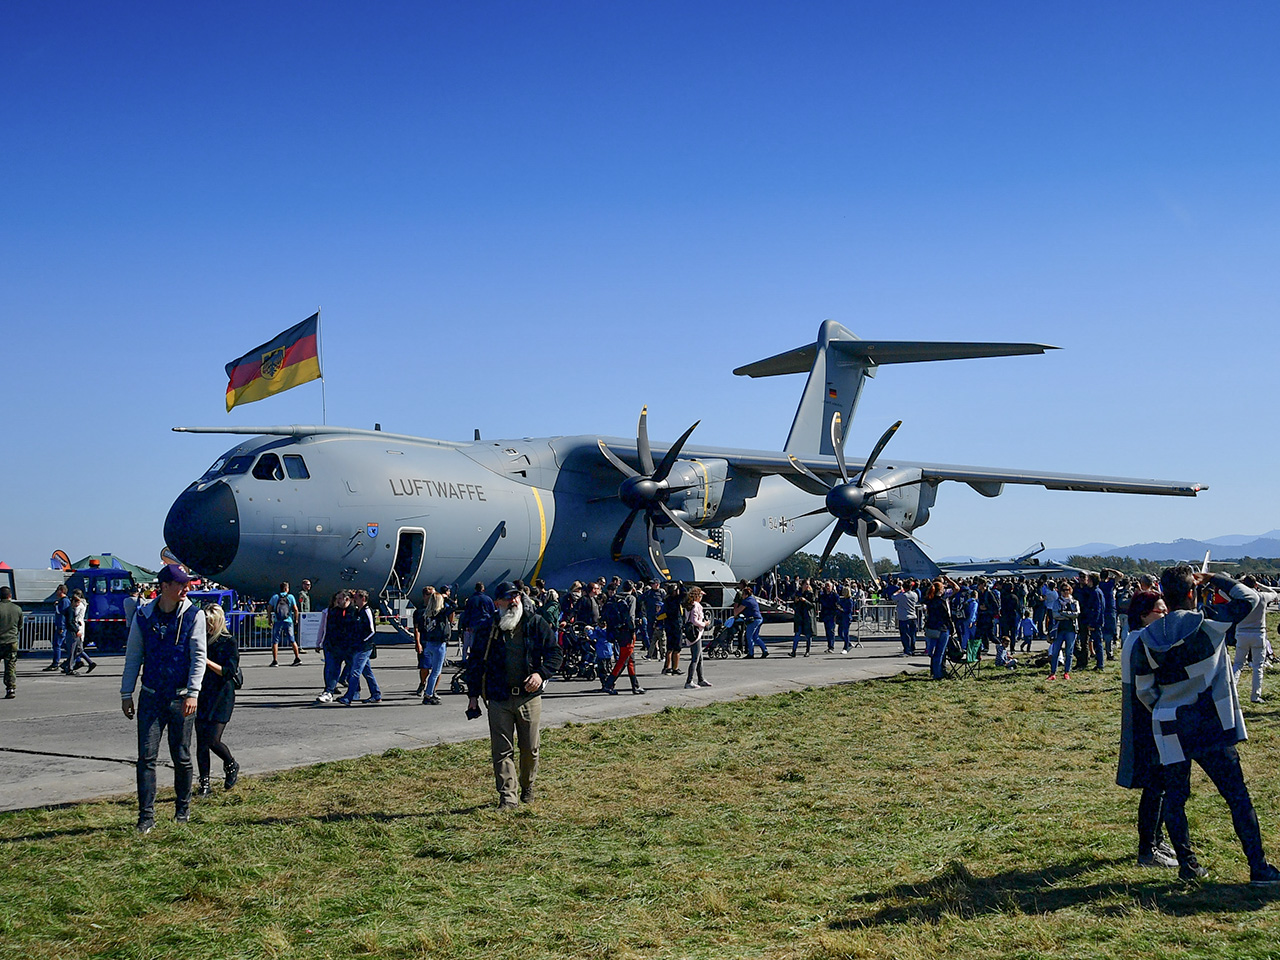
[530, 486, 548, 582]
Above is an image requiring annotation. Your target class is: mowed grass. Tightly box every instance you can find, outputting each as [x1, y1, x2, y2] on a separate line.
[3, 658, 1279, 960]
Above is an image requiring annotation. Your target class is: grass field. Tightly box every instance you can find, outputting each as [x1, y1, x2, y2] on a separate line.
[3, 647, 1278, 960]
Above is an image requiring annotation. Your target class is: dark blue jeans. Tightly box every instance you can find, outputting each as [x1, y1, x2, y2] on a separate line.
[136, 689, 194, 821]
[1162, 744, 1267, 870]
[925, 627, 949, 680]
[51, 626, 66, 666]
[898, 618, 917, 655]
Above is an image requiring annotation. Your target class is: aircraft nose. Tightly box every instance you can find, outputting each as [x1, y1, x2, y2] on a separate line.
[163, 480, 240, 576]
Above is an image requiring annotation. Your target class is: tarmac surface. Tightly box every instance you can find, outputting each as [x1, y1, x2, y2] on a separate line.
[0, 623, 928, 812]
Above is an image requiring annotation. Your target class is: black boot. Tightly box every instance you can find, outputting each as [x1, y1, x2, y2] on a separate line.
[224, 761, 240, 790]
[197, 777, 212, 797]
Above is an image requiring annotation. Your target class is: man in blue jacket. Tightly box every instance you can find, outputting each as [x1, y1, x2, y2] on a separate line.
[121, 564, 206, 834]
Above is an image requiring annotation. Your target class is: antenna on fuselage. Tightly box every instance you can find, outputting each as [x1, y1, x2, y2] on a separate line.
[474, 428, 481, 441]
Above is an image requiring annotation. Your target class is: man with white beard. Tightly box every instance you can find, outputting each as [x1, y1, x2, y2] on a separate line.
[464, 581, 563, 809]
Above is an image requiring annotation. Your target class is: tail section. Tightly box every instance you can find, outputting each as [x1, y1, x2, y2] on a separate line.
[894, 540, 943, 580]
[734, 320, 1056, 457]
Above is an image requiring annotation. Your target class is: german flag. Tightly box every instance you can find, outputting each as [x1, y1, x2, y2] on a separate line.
[225, 314, 322, 411]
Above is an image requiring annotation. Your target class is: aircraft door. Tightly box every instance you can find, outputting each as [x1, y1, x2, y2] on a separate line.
[385, 527, 426, 601]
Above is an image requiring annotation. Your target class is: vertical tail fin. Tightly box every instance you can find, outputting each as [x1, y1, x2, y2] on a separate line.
[733, 321, 1056, 457]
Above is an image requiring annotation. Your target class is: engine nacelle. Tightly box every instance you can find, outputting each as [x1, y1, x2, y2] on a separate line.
[866, 468, 937, 537]
[664, 458, 740, 525]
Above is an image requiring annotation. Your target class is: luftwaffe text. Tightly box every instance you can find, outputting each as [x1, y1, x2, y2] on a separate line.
[389, 478, 486, 501]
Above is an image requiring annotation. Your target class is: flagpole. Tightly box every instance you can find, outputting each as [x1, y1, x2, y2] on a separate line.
[317, 305, 328, 425]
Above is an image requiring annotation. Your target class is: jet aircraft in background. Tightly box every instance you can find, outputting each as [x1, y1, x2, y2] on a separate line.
[894, 541, 1087, 581]
[163, 320, 1205, 603]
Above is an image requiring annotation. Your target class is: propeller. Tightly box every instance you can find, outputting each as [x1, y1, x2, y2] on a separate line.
[785, 415, 926, 585]
[598, 406, 714, 579]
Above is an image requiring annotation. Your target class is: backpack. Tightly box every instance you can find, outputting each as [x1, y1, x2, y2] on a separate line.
[274, 595, 291, 620]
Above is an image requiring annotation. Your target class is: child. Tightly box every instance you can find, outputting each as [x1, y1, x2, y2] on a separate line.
[994, 639, 1018, 670]
[1016, 608, 1038, 652]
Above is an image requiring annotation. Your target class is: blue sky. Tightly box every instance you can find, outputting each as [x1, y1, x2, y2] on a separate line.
[3, 1, 1278, 569]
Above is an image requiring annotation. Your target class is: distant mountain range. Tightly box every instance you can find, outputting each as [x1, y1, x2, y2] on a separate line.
[1040, 530, 1280, 563]
[939, 530, 1280, 565]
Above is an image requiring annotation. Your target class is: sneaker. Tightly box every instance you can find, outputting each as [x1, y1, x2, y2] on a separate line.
[1137, 847, 1178, 868]
[136, 818, 155, 835]
[42, 663, 59, 672]
[698, 680, 713, 687]
[605, 686, 619, 696]
[292, 657, 302, 666]
[841, 648, 850, 655]
[1063, 672, 1071, 680]
[315, 691, 334, 703]
[416, 683, 426, 697]
[788, 651, 796, 658]
[423, 695, 441, 705]
[685, 681, 699, 689]
[631, 686, 646, 695]
[1047, 674, 1057, 681]
[367, 697, 382, 704]
[1250, 863, 1280, 886]
[3, 689, 13, 700]
[174, 810, 190, 825]
[269, 661, 279, 668]
[86, 662, 97, 674]
[1252, 695, 1265, 704]
[224, 761, 240, 790]
[1179, 862, 1209, 881]
[337, 697, 357, 706]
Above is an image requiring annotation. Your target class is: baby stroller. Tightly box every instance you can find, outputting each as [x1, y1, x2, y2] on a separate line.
[557, 622, 602, 681]
[705, 615, 744, 659]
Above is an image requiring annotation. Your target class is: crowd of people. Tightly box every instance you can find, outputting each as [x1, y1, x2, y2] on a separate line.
[5, 554, 1278, 886]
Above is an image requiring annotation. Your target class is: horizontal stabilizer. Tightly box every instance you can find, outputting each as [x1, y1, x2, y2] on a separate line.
[734, 339, 1056, 378]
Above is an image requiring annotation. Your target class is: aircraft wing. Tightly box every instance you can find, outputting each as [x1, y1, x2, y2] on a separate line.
[660, 443, 1206, 498]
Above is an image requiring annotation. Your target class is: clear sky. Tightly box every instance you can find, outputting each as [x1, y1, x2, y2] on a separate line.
[3, 1, 1278, 570]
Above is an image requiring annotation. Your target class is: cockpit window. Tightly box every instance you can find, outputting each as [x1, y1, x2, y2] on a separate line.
[199, 455, 253, 481]
[283, 455, 310, 480]
[252, 453, 285, 481]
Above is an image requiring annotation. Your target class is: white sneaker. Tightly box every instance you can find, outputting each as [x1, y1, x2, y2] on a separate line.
[685, 681, 698, 689]
[841, 649, 850, 655]
[315, 691, 334, 703]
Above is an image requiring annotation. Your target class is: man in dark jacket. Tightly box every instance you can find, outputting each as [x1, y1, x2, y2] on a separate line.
[1077, 573, 1106, 671]
[465, 581, 563, 809]
[1134, 566, 1279, 885]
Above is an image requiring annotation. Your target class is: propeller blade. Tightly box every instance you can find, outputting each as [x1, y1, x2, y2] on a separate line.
[863, 503, 928, 547]
[637, 406, 655, 476]
[657, 502, 715, 545]
[597, 439, 640, 479]
[830, 412, 849, 485]
[645, 517, 671, 581]
[610, 508, 641, 561]
[786, 454, 833, 496]
[817, 523, 845, 573]
[856, 420, 903, 487]
[782, 507, 831, 522]
[856, 518, 880, 588]
[652, 419, 700, 483]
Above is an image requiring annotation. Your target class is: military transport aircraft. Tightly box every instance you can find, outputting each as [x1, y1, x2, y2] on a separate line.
[163, 320, 1205, 602]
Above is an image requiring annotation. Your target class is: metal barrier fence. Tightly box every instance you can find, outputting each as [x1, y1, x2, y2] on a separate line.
[17, 610, 412, 655]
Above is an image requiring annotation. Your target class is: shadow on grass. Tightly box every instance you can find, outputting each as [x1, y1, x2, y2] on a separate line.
[833, 857, 1278, 927]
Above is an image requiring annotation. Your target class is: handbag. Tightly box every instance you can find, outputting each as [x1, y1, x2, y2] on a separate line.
[230, 664, 245, 690]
